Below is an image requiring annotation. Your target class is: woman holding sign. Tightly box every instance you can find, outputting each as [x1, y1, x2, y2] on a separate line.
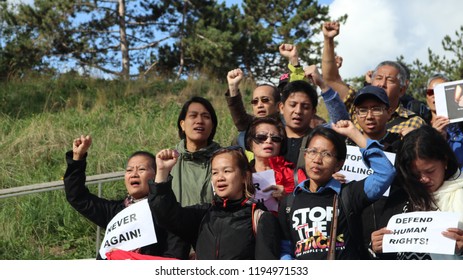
[64, 135, 189, 260]
[244, 117, 295, 203]
[370, 125, 463, 259]
[149, 146, 281, 259]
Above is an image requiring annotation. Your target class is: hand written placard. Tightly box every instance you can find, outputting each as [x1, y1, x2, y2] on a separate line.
[252, 169, 278, 212]
[383, 211, 459, 255]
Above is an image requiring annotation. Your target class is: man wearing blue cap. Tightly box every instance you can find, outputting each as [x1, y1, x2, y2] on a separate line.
[350, 85, 401, 152]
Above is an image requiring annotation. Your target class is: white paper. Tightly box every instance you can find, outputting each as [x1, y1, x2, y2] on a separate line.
[382, 211, 459, 255]
[435, 80, 463, 123]
[99, 199, 157, 259]
[338, 145, 395, 196]
[252, 169, 278, 212]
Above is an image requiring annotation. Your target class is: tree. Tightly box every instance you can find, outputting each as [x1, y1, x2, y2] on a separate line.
[237, 0, 346, 82]
[400, 25, 463, 102]
[0, 0, 178, 80]
[156, 0, 345, 82]
[154, 0, 243, 80]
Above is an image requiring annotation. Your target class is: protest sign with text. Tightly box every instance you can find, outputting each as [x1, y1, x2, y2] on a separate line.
[99, 199, 157, 259]
[339, 145, 395, 195]
[383, 211, 459, 255]
[252, 169, 278, 212]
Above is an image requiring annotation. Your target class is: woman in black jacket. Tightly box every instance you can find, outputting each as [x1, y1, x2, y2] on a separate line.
[149, 146, 281, 259]
[64, 135, 189, 260]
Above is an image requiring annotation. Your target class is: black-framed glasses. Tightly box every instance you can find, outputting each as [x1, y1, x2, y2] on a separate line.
[426, 89, 434, 96]
[250, 96, 272, 105]
[301, 148, 336, 161]
[355, 106, 386, 117]
[252, 134, 283, 144]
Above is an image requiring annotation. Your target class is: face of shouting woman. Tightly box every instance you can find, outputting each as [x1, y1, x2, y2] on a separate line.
[124, 155, 156, 199]
[211, 153, 246, 200]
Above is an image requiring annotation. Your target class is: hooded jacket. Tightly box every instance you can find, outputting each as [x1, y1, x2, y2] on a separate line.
[171, 139, 221, 206]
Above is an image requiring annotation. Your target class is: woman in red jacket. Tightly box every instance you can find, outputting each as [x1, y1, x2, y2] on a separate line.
[245, 117, 295, 203]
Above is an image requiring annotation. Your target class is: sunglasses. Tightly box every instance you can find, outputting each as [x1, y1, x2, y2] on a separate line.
[252, 134, 283, 144]
[426, 89, 434, 96]
[250, 96, 272, 105]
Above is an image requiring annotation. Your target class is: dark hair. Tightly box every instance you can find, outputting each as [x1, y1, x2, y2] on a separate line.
[280, 80, 318, 109]
[177, 96, 218, 144]
[211, 147, 254, 198]
[396, 125, 460, 211]
[254, 83, 281, 103]
[306, 126, 347, 161]
[127, 151, 157, 171]
[244, 117, 287, 155]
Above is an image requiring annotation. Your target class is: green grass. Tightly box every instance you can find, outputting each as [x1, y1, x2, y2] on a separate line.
[0, 74, 328, 259]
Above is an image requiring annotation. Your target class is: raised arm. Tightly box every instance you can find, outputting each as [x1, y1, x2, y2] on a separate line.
[332, 120, 396, 200]
[305, 65, 350, 124]
[279, 43, 305, 82]
[225, 68, 254, 131]
[322, 21, 350, 101]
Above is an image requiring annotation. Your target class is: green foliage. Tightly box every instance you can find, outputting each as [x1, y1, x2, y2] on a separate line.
[397, 26, 463, 102]
[0, 0, 343, 82]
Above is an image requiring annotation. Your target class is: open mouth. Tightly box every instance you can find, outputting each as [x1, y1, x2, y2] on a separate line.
[257, 110, 267, 116]
[130, 180, 141, 187]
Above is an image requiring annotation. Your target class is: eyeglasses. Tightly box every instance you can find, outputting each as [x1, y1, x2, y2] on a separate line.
[301, 148, 336, 161]
[250, 96, 272, 105]
[426, 89, 434, 96]
[252, 134, 283, 144]
[355, 106, 386, 117]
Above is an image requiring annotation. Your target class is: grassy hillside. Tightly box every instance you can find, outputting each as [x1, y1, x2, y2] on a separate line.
[0, 74, 328, 259]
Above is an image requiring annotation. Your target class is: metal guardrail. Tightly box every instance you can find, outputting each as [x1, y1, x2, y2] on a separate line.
[0, 171, 126, 257]
[0, 171, 125, 199]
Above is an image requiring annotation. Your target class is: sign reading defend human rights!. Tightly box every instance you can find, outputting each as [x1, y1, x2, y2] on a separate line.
[383, 211, 459, 255]
[339, 145, 396, 184]
[99, 199, 157, 259]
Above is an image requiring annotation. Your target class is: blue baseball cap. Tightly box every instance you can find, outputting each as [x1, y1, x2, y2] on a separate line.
[353, 85, 390, 108]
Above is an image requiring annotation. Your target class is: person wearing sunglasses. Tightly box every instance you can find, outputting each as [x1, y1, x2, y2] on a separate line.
[279, 120, 396, 260]
[225, 68, 282, 150]
[149, 146, 281, 260]
[245, 117, 295, 204]
[425, 73, 463, 168]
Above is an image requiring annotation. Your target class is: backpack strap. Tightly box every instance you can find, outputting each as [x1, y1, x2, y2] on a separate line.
[284, 194, 295, 232]
[251, 203, 264, 236]
[293, 134, 309, 186]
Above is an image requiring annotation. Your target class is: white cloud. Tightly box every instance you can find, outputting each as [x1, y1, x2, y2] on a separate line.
[328, 0, 463, 79]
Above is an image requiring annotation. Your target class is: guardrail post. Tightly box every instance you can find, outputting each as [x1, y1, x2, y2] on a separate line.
[95, 182, 103, 258]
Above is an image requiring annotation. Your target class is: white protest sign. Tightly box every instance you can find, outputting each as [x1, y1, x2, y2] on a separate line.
[339, 145, 395, 194]
[99, 199, 157, 259]
[435, 80, 463, 123]
[383, 211, 459, 255]
[252, 169, 278, 212]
